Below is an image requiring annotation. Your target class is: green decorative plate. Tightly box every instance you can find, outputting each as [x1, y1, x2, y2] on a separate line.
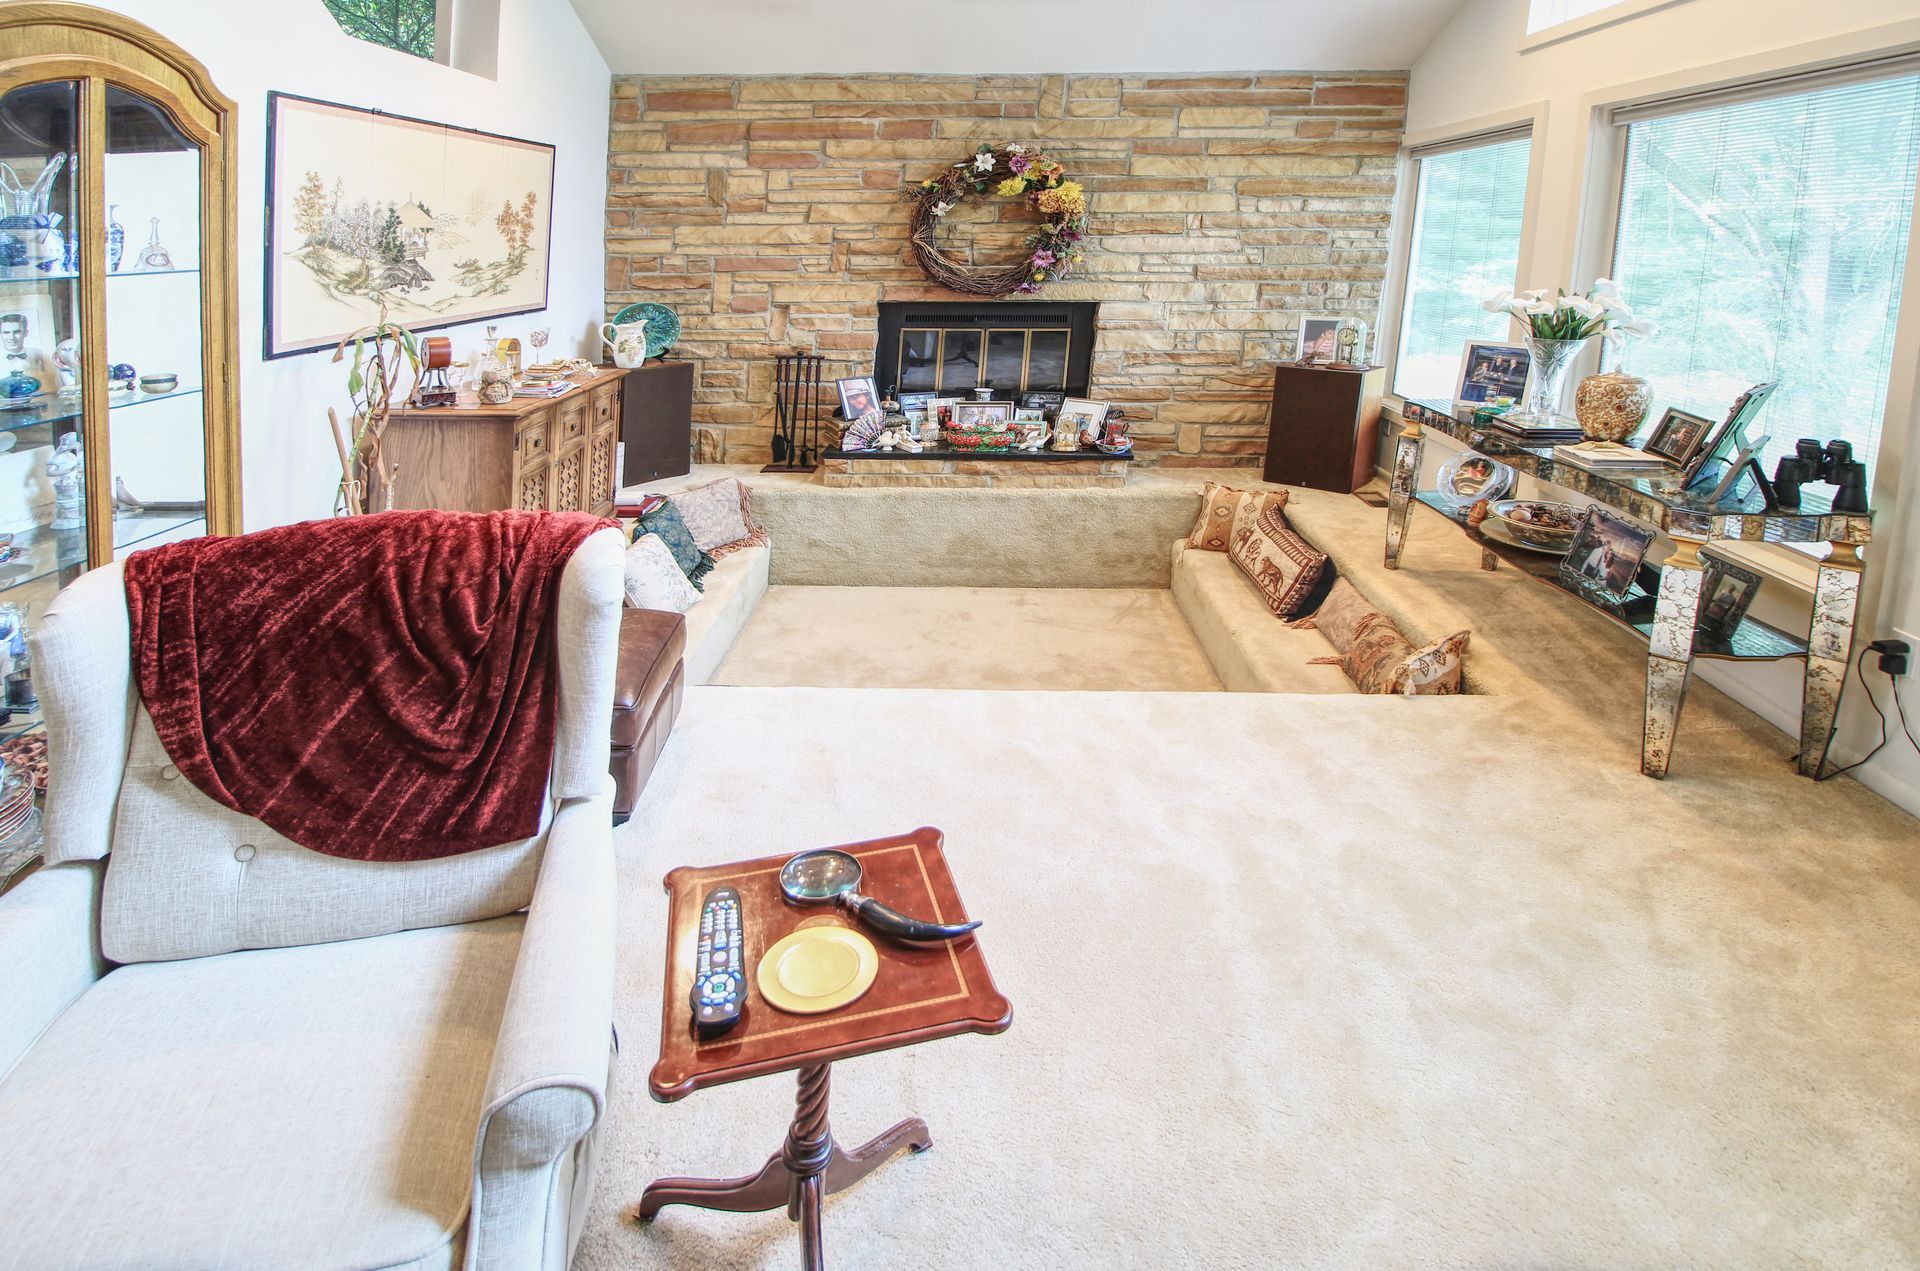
[612, 302, 679, 357]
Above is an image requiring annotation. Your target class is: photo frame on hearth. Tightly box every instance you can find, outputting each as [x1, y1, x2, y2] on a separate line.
[1055, 397, 1108, 445]
[1020, 390, 1066, 414]
[952, 401, 1014, 428]
[835, 376, 880, 421]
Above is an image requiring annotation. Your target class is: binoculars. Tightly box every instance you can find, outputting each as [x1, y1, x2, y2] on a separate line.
[1772, 438, 1869, 513]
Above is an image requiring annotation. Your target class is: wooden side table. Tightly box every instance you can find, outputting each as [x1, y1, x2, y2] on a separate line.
[637, 827, 1011, 1269]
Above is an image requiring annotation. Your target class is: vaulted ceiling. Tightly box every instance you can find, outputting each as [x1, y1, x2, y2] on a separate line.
[569, 0, 1469, 76]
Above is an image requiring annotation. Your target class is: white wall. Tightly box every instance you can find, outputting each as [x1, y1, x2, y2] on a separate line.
[1405, 0, 1920, 814]
[94, 0, 611, 527]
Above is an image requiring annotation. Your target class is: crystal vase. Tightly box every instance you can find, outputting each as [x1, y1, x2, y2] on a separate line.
[1510, 335, 1591, 429]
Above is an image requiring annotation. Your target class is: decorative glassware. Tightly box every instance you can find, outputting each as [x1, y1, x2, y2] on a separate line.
[1509, 335, 1590, 428]
[106, 203, 124, 272]
[133, 215, 173, 270]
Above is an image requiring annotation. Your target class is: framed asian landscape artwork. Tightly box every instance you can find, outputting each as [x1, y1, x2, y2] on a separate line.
[263, 93, 555, 359]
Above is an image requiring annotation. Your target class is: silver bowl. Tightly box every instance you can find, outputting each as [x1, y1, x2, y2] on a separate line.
[1489, 499, 1582, 552]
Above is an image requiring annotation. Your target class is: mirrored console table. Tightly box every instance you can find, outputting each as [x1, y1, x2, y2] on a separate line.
[1386, 400, 1873, 781]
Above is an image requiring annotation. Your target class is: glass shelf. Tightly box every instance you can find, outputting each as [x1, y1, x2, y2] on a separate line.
[0, 385, 202, 432]
[0, 266, 201, 284]
[1413, 492, 1808, 661]
[0, 509, 204, 595]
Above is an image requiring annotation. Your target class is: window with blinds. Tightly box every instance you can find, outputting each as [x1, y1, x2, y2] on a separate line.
[1391, 132, 1532, 403]
[1610, 71, 1920, 481]
[1527, 0, 1629, 33]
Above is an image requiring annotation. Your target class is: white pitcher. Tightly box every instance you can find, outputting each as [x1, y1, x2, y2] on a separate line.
[600, 319, 648, 366]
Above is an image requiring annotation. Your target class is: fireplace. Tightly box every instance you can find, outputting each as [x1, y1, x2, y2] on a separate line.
[874, 301, 1099, 399]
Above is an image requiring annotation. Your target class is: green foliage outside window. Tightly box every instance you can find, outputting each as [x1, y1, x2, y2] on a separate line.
[322, 0, 437, 60]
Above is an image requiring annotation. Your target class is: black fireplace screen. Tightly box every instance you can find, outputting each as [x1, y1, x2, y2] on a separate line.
[875, 301, 1097, 398]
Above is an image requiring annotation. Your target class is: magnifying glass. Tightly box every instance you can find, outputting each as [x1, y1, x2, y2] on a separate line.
[779, 849, 982, 944]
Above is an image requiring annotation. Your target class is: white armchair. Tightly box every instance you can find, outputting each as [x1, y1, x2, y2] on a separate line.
[0, 525, 626, 1271]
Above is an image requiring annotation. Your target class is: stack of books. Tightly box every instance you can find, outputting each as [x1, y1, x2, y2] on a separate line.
[1485, 415, 1586, 444]
[512, 380, 575, 399]
[1552, 441, 1673, 473]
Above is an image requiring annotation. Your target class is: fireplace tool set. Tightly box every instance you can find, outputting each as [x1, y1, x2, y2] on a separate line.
[764, 353, 827, 472]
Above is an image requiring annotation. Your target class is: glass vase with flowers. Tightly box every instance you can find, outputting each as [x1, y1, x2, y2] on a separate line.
[1482, 281, 1657, 433]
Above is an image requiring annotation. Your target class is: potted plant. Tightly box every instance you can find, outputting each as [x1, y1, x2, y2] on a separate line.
[326, 308, 421, 515]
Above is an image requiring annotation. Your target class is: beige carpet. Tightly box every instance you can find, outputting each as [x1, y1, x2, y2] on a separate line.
[711, 586, 1222, 691]
[582, 683, 1920, 1269]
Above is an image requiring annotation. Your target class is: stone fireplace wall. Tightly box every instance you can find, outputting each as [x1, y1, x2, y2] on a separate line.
[604, 73, 1406, 466]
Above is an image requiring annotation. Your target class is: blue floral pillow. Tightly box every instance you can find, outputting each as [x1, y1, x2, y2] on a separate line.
[634, 503, 713, 590]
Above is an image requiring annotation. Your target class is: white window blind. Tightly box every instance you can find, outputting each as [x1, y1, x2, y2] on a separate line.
[1610, 72, 1920, 480]
[1392, 131, 1532, 403]
[1528, 0, 1628, 33]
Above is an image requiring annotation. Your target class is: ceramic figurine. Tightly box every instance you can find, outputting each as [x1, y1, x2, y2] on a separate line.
[1014, 422, 1051, 451]
[133, 216, 173, 271]
[477, 361, 514, 405]
[106, 204, 123, 272]
[107, 361, 136, 393]
[47, 432, 84, 529]
[53, 338, 79, 397]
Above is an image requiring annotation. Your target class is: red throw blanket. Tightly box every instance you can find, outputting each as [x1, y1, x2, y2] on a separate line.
[122, 510, 612, 861]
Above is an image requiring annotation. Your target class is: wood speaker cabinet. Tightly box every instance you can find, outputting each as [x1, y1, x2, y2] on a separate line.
[620, 360, 693, 486]
[383, 366, 624, 516]
[1260, 363, 1386, 493]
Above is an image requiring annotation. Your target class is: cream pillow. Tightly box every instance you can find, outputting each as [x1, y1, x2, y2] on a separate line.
[667, 476, 768, 559]
[624, 533, 700, 613]
[1186, 481, 1289, 553]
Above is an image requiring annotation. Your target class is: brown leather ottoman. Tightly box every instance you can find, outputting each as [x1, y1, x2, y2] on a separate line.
[611, 607, 687, 825]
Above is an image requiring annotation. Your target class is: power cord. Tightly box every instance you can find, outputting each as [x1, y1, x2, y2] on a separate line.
[1817, 645, 1919, 780]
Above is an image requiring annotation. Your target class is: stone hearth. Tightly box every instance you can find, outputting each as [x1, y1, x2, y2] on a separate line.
[820, 450, 1131, 488]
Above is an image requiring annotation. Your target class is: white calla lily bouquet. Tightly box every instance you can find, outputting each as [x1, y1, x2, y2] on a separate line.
[1483, 279, 1657, 353]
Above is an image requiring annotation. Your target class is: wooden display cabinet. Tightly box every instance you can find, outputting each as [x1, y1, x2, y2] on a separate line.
[382, 367, 624, 516]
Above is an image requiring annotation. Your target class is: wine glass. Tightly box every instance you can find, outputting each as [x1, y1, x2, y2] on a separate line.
[529, 328, 550, 365]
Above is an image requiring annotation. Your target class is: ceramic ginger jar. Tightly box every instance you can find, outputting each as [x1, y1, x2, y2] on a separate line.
[1574, 371, 1654, 442]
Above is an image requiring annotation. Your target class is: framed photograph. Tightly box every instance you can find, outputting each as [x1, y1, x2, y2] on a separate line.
[1055, 397, 1109, 443]
[898, 391, 936, 415]
[264, 92, 556, 359]
[1296, 314, 1340, 363]
[1559, 505, 1657, 603]
[835, 376, 880, 420]
[1683, 382, 1779, 486]
[1643, 406, 1713, 467]
[1696, 557, 1763, 645]
[953, 401, 1014, 428]
[1013, 408, 1048, 422]
[1454, 340, 1531, 406]
[1020, 390, 1066, 413]
[1434, 448, 1514, 510]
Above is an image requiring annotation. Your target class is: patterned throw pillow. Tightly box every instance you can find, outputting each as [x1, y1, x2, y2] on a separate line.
[1186, 482, 1288, 552]
[635, 502, 713, 590]
[1339, 615, 1417, 694]
[1310, 578, 1379, 652]
[668, 477, 769, 560]
[1388, 630, 1472, 695]
[1228, 504, 1329, 619]
[623, 534, 700, 614]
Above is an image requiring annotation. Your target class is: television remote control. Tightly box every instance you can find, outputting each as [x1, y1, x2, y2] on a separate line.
[689, 886, 744, 1038]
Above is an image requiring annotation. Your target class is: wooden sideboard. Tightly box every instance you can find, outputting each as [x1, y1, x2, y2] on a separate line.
[383, 367, 624, 516]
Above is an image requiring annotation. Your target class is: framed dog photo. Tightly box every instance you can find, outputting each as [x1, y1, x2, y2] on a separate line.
[1559, 505, 1656, 603]
[835, 376, 880, 420]
[1643, 406, 1713, 467]
[1455, 341, 1531, 407]
[1696, 557, 1763, 645]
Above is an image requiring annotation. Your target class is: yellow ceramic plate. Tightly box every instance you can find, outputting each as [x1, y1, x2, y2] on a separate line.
[756, 925, 879, 1015]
